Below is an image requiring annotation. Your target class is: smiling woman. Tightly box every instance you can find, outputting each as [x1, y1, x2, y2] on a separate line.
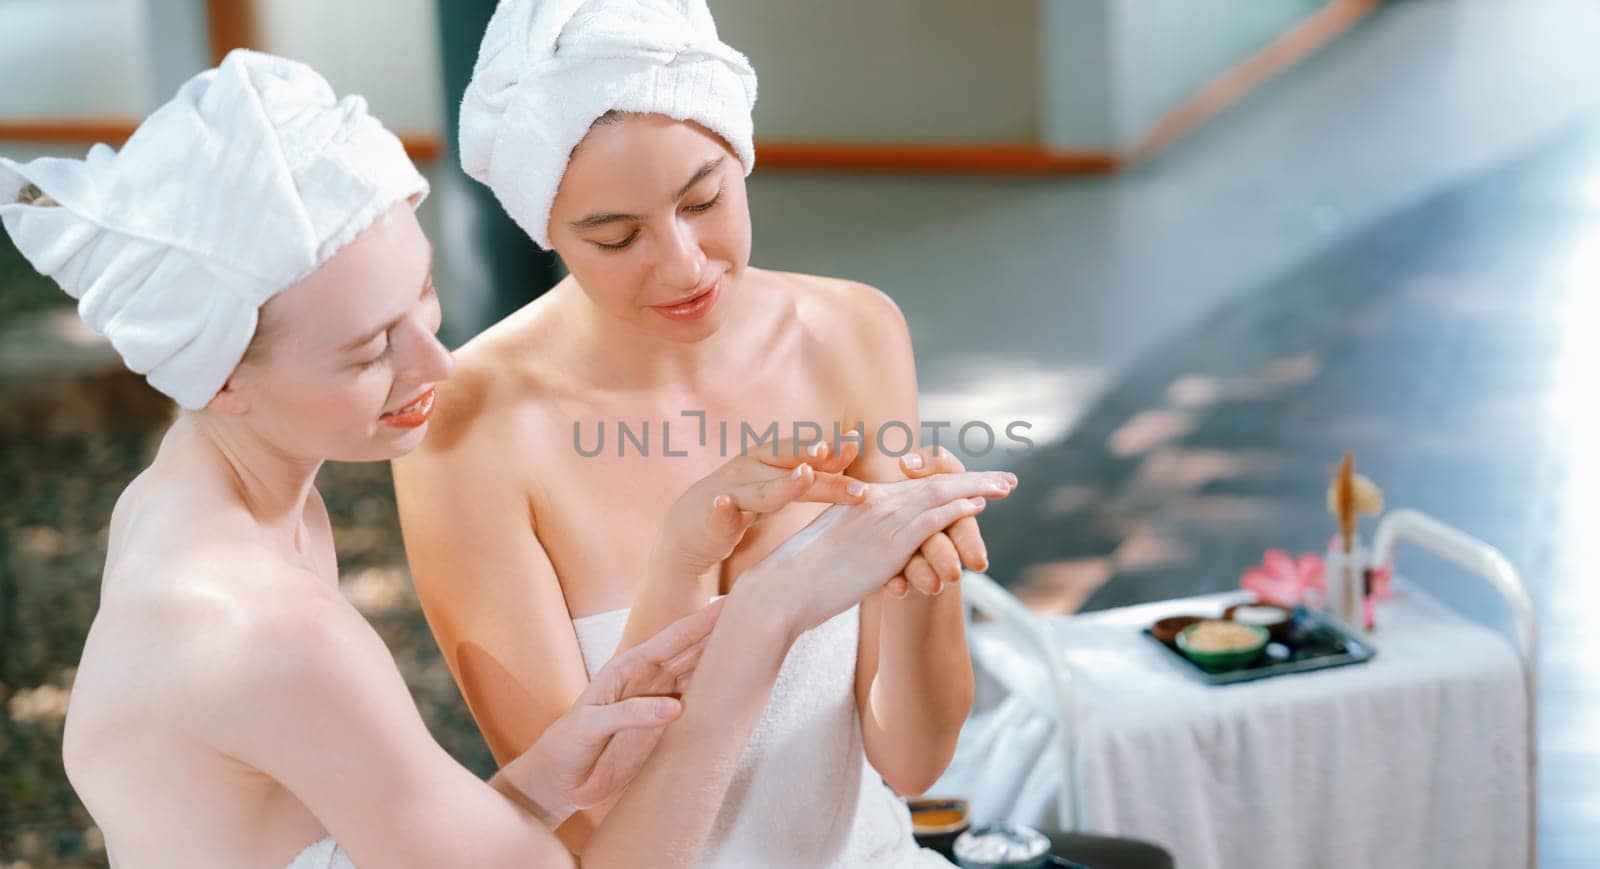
[391, 0, 998, 865]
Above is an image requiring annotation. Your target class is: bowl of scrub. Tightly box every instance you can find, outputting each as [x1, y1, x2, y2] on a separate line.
[1223, 602, 1294, 643]
[1176, 620, 1270, 671]
[910, 798, 971, 860]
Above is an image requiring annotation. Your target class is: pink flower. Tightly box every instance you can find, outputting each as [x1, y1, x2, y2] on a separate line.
[1241, 549, 1325, 608]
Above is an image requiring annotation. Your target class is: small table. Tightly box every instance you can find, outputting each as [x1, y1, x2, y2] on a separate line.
[938, 579, 1532, 869]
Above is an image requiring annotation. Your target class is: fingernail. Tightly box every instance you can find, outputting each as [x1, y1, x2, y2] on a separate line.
[712, 494, 730, 509]
[903, 452, 924, 469]
[1005, 473, 1018, 486]
[847, 480, 866, 497]
[791, 464, 806, 480]
[985, 481, 1008, 494]
[970, 497, 987, 508]
[809, 441, 827, 458]
[656, 699, 679, 719]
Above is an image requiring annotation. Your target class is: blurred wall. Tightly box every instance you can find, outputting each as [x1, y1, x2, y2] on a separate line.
[1113, 0, 1336, 146]
[0, 0, 156, 117]
[2, 0, 1343, 154]
[252, 0, 444, 136]
[1046, 0, 1339, 150]
[712, 0, 1042, 144]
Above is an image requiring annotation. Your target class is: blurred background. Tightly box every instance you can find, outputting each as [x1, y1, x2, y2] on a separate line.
[3, 0, 1598, 865]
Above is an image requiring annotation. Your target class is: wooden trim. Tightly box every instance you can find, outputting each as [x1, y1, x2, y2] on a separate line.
[756, 140, 1122, 175]
[0, 119, 445, 163]
[1125, 0, 1382, 165]
[205, 0, 258, 65]
[401, 135, 444, 163]
[0, 119, 147, 145]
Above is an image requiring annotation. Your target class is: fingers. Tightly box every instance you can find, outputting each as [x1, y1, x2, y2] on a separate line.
[577, 696, 683, 744]
[899, 444, 966, 478]
[660, 636, 709, 680]
[568, 728, 665, 809]
[916, 533, 963, 593]
[746, 432, 862, 475]
[902, 497, 989, 548]
[903, 553, 943, 596]
[902, 471, 1016, 511]
[883, 575, 910, 598]
[945, 514, 988, 572]
[796, 471, 870, 506]
[729, 463, 817, 514]
[613, 598, 725, 685]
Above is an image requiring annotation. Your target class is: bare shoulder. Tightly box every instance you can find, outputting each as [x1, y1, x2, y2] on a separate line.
[408, 288, 571, 460]
[776, 269, 909, 350]
[171, 563, 393, 740]
[166, 558, 361, 686]
[765, 269, 913, 383]
[76, 541, 366, 735]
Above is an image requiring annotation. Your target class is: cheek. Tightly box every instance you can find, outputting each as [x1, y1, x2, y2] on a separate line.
[268, 370, 392, 439]
[708, 199, 752, 259]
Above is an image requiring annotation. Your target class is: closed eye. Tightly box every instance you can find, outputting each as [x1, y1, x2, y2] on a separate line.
[594, 189, 723, 252]
[354, 275, 436, 369]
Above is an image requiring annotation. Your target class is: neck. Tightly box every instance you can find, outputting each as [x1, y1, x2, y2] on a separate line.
[170, 411, 324, 549]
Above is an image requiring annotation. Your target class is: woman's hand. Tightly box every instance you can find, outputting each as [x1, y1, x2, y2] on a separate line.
[652, 434, 868, 578]
[743, 470, 1018, 635]
[517, 601, 723, 825]
[882, 446, 1005, 598]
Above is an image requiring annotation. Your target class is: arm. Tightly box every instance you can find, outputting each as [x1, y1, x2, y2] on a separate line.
[200, 600, 579, 869]
[391, 412, 605, 848]
[201, 589, 741, 869]
[844, 284, 988, 795]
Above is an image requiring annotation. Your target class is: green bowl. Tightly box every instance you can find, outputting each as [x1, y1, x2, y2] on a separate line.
[1175, 621, 1270, 671]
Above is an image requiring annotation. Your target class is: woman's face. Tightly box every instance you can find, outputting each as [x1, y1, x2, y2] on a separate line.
[548, 113, 752, 343]
[217, 202, 454, 462]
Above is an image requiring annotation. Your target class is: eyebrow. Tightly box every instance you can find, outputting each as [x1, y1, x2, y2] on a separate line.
[340, 244, 437, 354]
[566, 156, 725, 231]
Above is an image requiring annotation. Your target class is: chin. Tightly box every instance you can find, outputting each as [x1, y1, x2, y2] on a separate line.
[378, 421, 432, 458]
[335, 421, 431, 463]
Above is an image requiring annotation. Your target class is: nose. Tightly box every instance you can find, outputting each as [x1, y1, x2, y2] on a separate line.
[394, 324, 455, 386]
[653, 218, 708, 292]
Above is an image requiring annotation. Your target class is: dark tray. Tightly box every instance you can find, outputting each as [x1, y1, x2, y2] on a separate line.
[1142, 607, 1377, 686]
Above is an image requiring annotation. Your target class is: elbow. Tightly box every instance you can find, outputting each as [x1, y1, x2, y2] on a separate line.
[882, 768, 944, 799]
[874, 721, 965, 798]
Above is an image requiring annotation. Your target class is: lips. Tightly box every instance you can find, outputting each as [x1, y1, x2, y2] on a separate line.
[651, 277, 721, 322]
[379, 387, 436, 429]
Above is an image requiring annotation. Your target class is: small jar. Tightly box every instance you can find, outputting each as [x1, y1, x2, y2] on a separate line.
[1323, 538, 1367, 631]
[953, 824, 1052, 869]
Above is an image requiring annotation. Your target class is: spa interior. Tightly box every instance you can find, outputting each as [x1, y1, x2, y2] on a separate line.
[2, 0, 1598, 866]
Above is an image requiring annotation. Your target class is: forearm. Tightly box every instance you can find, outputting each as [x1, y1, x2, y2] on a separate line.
[861, 589, 974, 795]
[583, 580, 795, 867]
[617, 551, 713, 655]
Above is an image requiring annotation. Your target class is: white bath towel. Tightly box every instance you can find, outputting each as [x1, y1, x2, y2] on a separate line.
[459, 0, 758, 249]
[0, 49, 427, 410]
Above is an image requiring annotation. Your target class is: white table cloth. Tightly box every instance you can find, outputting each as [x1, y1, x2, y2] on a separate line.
[934, 581, 1531, 869]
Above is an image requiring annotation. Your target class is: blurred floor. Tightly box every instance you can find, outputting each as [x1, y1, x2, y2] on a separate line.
[747, 0, 1600, 453]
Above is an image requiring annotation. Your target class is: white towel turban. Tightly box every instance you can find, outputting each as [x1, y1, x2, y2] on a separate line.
[0, 49, 429, 410]
[459, 0, 758, 250]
